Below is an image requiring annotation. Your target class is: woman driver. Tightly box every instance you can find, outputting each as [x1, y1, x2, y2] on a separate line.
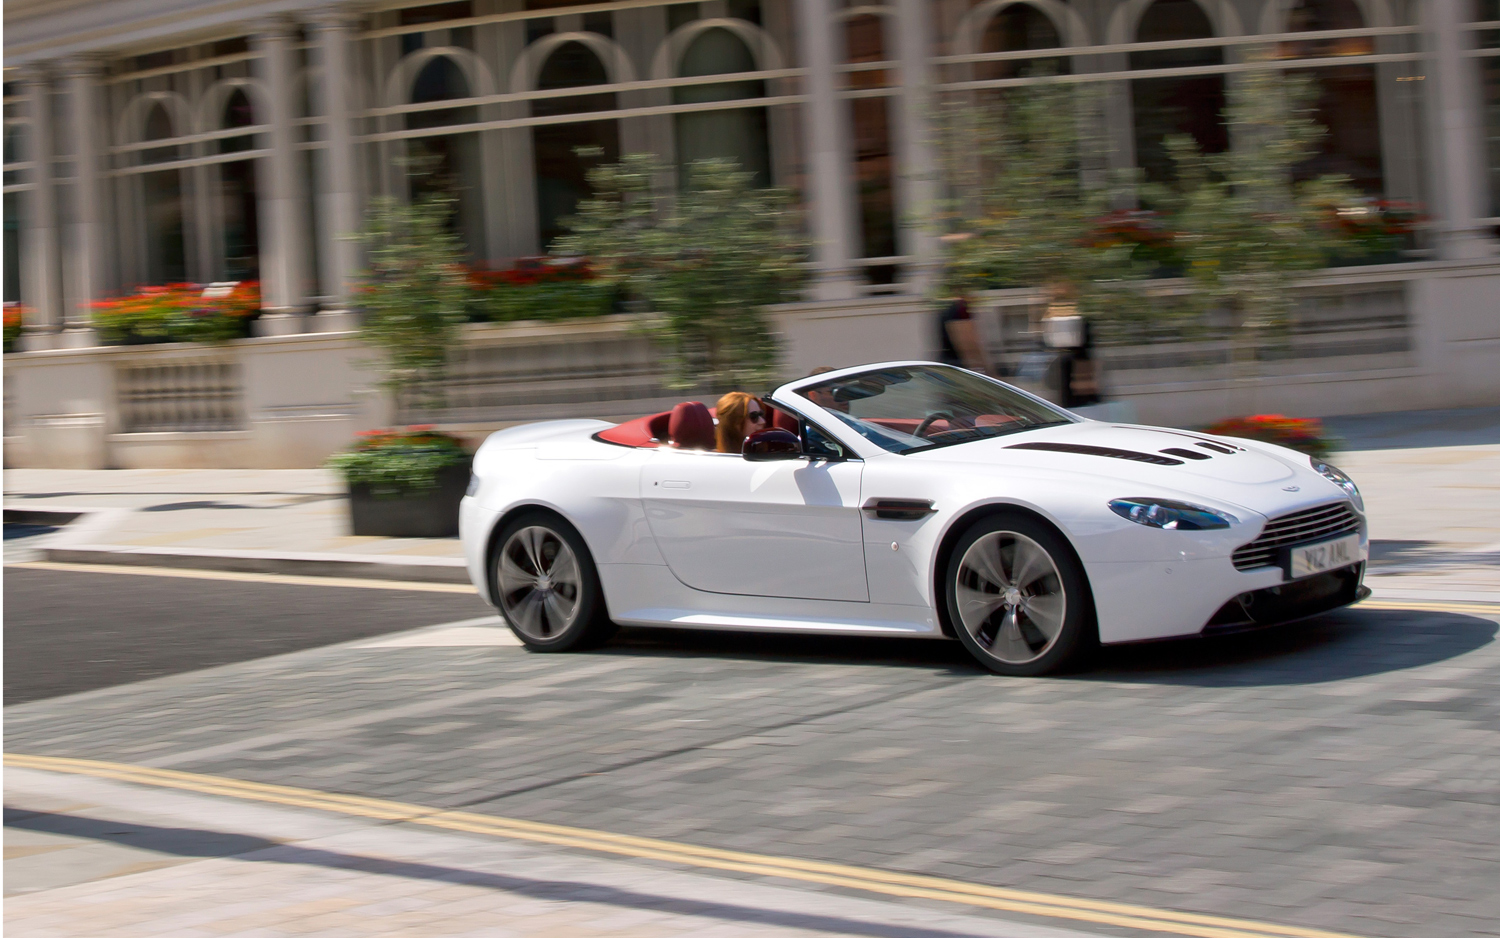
[714, 391, 769, 453]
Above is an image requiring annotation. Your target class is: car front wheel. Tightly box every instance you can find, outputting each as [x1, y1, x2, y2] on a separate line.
[943, 513, 1094, 676]
[491, 512, 615, 652]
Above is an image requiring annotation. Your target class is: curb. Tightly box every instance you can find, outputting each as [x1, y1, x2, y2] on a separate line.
[40, 545, 471, 584]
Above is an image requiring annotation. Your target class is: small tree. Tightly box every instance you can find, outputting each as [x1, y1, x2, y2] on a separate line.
[555, 155, 807, 390]
[1153, 65, 1362, 340]
[939, 83, 1145, 304]
[356, 194, 470, 409]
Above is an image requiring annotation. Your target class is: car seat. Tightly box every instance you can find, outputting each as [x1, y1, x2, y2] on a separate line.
[668, 401, 716, 450]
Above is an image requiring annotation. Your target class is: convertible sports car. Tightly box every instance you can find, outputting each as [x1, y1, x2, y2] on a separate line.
[460, 362, 1369, 675]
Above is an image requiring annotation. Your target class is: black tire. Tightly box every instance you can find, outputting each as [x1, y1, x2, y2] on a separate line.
[490, 511, 617, 652]
[942, 512, 1095, 676]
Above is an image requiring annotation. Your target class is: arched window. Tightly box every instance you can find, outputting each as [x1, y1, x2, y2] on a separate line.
[674, 28, 771, 187]
[980, 3, 1064, 81]
[220, 89, 260, 280]
[533, 42, 619, 247]
[407, 55, 485, 257]
[1283, 0, 1383, 194]
[846, 14, 896, 269]
[1130, 0, 1227, 185]
[141, 103, 187, 284]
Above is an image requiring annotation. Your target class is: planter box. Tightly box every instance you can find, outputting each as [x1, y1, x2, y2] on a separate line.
[347, 462, 471, 538]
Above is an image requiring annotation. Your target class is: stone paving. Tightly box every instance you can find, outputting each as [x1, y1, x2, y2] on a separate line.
[7, 406, 1499, 937]
[7, 598, 1499, 938]
[6, 768, 1098, 938]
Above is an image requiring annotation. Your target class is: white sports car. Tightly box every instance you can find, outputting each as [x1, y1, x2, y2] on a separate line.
[460, 362, 1369, 675]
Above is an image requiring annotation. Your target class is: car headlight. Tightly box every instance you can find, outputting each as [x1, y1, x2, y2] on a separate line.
[466, 472, 481, 498]
[1109, 498, 1236, 531]
[1312, 460, 1363, 511]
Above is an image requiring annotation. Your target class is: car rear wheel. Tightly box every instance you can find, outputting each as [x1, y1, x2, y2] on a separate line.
[943, 513, 1094, 676]
[492, 512, 615, 652]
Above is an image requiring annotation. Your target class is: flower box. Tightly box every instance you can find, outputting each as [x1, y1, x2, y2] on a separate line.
[1203, 414, 1338, 460]
[466, 257, 616, 322]
[348, 461, 470, 538]
[328, 426, 473, 538]
[94, 282, 261, 345]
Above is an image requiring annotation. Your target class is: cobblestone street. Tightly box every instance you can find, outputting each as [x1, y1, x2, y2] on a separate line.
[7, 594, 1498, 938]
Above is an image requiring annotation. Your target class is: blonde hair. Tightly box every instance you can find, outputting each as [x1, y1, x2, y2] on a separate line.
[715, 391, 757, 453]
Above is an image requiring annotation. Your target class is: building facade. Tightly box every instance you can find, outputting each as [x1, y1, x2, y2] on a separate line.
[4, 0, 1498, 346]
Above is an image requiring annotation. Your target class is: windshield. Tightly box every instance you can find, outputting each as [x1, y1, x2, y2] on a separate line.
[794, 365, 1075, 454]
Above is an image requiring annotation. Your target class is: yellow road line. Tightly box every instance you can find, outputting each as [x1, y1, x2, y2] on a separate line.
[6, 753, 1372, 938]
[1359, 598, 1500, 616]
[11, 560, 477, 594]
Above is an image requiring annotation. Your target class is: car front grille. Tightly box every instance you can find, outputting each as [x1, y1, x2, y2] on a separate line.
[1232, 501, 1362, 571]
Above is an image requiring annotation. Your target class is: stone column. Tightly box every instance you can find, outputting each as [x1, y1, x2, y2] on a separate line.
[894, 0, 939, 291]
[63, 55, 106, 347]
[252, 19, 312, 332]
[310, 8, 363, 317]
[794, 0, 860, 300]
[19, 66, 62, 350]
[1422, 0, 1494, 258]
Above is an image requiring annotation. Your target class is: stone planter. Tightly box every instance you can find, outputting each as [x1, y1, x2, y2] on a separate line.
[347, 461, 471, 538]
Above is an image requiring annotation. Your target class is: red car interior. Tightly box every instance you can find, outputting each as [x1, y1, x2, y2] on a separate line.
[667, 402, 716, 450]
[595, 399, 799, 450]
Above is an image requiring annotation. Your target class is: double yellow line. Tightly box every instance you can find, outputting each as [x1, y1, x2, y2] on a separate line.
[1358, 597, 1500, 616]
[7, 753, 1371, 938]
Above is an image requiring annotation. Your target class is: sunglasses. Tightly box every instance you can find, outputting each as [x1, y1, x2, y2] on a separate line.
[747, 410, 767, 422]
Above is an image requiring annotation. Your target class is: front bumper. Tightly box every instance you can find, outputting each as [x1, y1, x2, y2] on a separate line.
[1202, 562, 1367, 635]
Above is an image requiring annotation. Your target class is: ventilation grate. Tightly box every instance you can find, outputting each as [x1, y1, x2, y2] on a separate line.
[1007, 442, 1184, 466]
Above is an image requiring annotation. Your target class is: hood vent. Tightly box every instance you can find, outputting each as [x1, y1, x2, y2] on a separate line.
[1196, 441, 1238, 454]
[1008, 441, 1184, 466]
[1160, 447, 1211, 461]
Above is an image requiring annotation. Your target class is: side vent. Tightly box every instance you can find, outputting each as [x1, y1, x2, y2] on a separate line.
[1007, 442, 1184, 466]
[862, 498, 936, 521]
[1161, 447, 1211, 461]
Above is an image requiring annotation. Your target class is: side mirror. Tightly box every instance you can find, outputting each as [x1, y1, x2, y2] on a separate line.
[743, 428, 802, 461]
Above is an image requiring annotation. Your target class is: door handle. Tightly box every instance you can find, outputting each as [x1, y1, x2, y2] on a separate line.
[661, 480, 692, 489]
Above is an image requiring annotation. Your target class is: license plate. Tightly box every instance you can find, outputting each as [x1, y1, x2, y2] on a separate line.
[1287, 533, 1361, 580]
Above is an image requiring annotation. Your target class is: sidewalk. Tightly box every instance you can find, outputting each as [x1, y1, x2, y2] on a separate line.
[2, 468, 468, 582]
[4, 406, 1498, 596]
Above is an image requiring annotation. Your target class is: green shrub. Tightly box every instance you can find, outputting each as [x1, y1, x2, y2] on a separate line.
[327, 426, 471, 497]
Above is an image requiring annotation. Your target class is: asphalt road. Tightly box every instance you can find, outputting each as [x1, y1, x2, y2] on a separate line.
[2, 567, 492, 703]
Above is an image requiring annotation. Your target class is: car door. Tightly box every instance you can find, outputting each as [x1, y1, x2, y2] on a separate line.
[640, 448, 868, 601]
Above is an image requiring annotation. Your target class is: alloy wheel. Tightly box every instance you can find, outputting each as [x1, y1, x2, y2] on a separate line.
[953, 530, 1067, 666]
[496, 525, 583, 641]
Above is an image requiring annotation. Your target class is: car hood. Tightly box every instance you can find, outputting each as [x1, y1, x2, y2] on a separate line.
[908, 420, 1323, 512]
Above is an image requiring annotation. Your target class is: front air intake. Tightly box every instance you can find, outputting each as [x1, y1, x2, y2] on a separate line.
[1232, 502, 1362, 571]
[1007, 442, 1184, 466]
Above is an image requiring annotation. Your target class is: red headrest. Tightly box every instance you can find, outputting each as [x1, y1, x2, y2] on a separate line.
[771, 406, 799, 434]
[668, 402, 716, 450]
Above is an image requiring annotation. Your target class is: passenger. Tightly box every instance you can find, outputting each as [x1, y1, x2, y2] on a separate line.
[714, 391, 769, 453]
[803, 366, 849, 414]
